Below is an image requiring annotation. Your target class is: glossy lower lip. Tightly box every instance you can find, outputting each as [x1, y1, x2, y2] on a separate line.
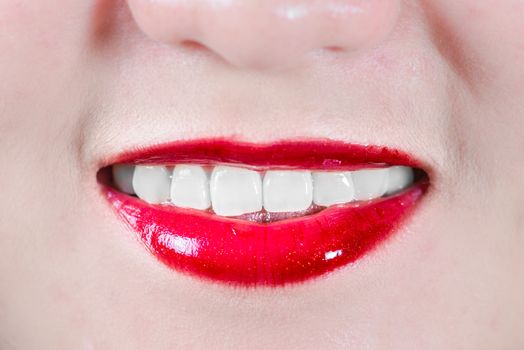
[101, 139, 429, 286]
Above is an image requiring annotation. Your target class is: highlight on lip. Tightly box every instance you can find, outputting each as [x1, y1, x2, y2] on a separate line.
[99, 139, 429, 286]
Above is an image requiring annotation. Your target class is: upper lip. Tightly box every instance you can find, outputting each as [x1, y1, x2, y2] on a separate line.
[105, 138, 424, 169]
[100, 138, 430, 286]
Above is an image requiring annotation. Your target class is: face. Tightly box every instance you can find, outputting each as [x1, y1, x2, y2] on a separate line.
[1, 0, 523, 348]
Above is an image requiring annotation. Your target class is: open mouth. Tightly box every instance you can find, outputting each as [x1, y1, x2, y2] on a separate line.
[99, 139, 429, 286]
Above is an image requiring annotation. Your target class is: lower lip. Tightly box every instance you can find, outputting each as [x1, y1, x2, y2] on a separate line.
[102, 139, 429, 286]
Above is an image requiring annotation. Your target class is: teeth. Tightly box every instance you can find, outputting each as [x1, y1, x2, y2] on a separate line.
[386, 166, 414, 195]
[312, 171, 355, 206]
[132, 166, 172, 204]
[170, 165, 211, 210]
[114, 163, 417, 217]
[263, 171, 313, 212]
[112, 164, 135, 194]
[351, 168, 389, 201]
[210, 166, 263, 216]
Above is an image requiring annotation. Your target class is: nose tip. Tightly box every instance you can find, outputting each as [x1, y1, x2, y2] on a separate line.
[127, 0, 401, 70]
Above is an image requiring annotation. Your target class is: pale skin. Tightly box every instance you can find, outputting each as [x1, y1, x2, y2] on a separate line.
[1, 0, 524, 349]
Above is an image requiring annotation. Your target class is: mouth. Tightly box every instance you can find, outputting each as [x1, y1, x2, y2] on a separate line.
[98, 138, 429, 286]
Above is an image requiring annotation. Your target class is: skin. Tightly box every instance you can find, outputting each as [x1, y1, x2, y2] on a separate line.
[1, 0, 523, 348]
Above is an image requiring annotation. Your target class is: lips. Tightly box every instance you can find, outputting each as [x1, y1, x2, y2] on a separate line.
[100, 139, 429, 286]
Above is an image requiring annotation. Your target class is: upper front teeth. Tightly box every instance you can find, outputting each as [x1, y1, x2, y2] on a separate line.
[210, 166, 263, 216]
[171, 165, 211, 210]
[312, 171, 355, 206]
[112, 164, 415, 216]
[263, 171, 313, 212]
[351, 168, 389, 201]
[132, 165, 171, 204]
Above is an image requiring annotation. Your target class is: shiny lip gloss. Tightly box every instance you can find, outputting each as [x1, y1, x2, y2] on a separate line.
[100, 139, 429, 286]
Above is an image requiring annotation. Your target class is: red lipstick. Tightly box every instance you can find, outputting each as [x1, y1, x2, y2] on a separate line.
[101, 139, 429, 286]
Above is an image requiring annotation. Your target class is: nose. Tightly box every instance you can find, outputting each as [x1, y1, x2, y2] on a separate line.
[127, 0, 401, 70]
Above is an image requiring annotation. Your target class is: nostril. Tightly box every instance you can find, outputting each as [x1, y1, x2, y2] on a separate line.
[180, 40, 207, 51]
[179, 39, 227, 64]
[324, 46, 346, 53]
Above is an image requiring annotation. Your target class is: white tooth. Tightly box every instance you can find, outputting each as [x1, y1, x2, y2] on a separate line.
[132, 166, 171, 204]
[386, 166, 414, 195]
[112, 164, 135, 194]
[312, 171, 355, 206]
[210, 166, 262, 216]
[351, 168, 389, 201]
[170, 165, 211, 210]
[263, 171, 313, 212]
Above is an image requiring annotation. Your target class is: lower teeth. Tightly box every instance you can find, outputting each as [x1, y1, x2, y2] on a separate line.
[227, 204, 324, 223]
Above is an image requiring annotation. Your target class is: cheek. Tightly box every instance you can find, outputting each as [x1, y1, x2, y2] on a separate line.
[462, 2, 524, 187]
[0, 3, 97, 345]
[0, 1, 94, 106]
[429, 0, 524, 193]
[0, 1, 93, 149]
[428, 0, 524, 89]
[1, 2, 66, 74]
[0, 2, 92, 254]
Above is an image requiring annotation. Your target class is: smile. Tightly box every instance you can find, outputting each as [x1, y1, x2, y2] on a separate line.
[99, 139, 429, 286]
